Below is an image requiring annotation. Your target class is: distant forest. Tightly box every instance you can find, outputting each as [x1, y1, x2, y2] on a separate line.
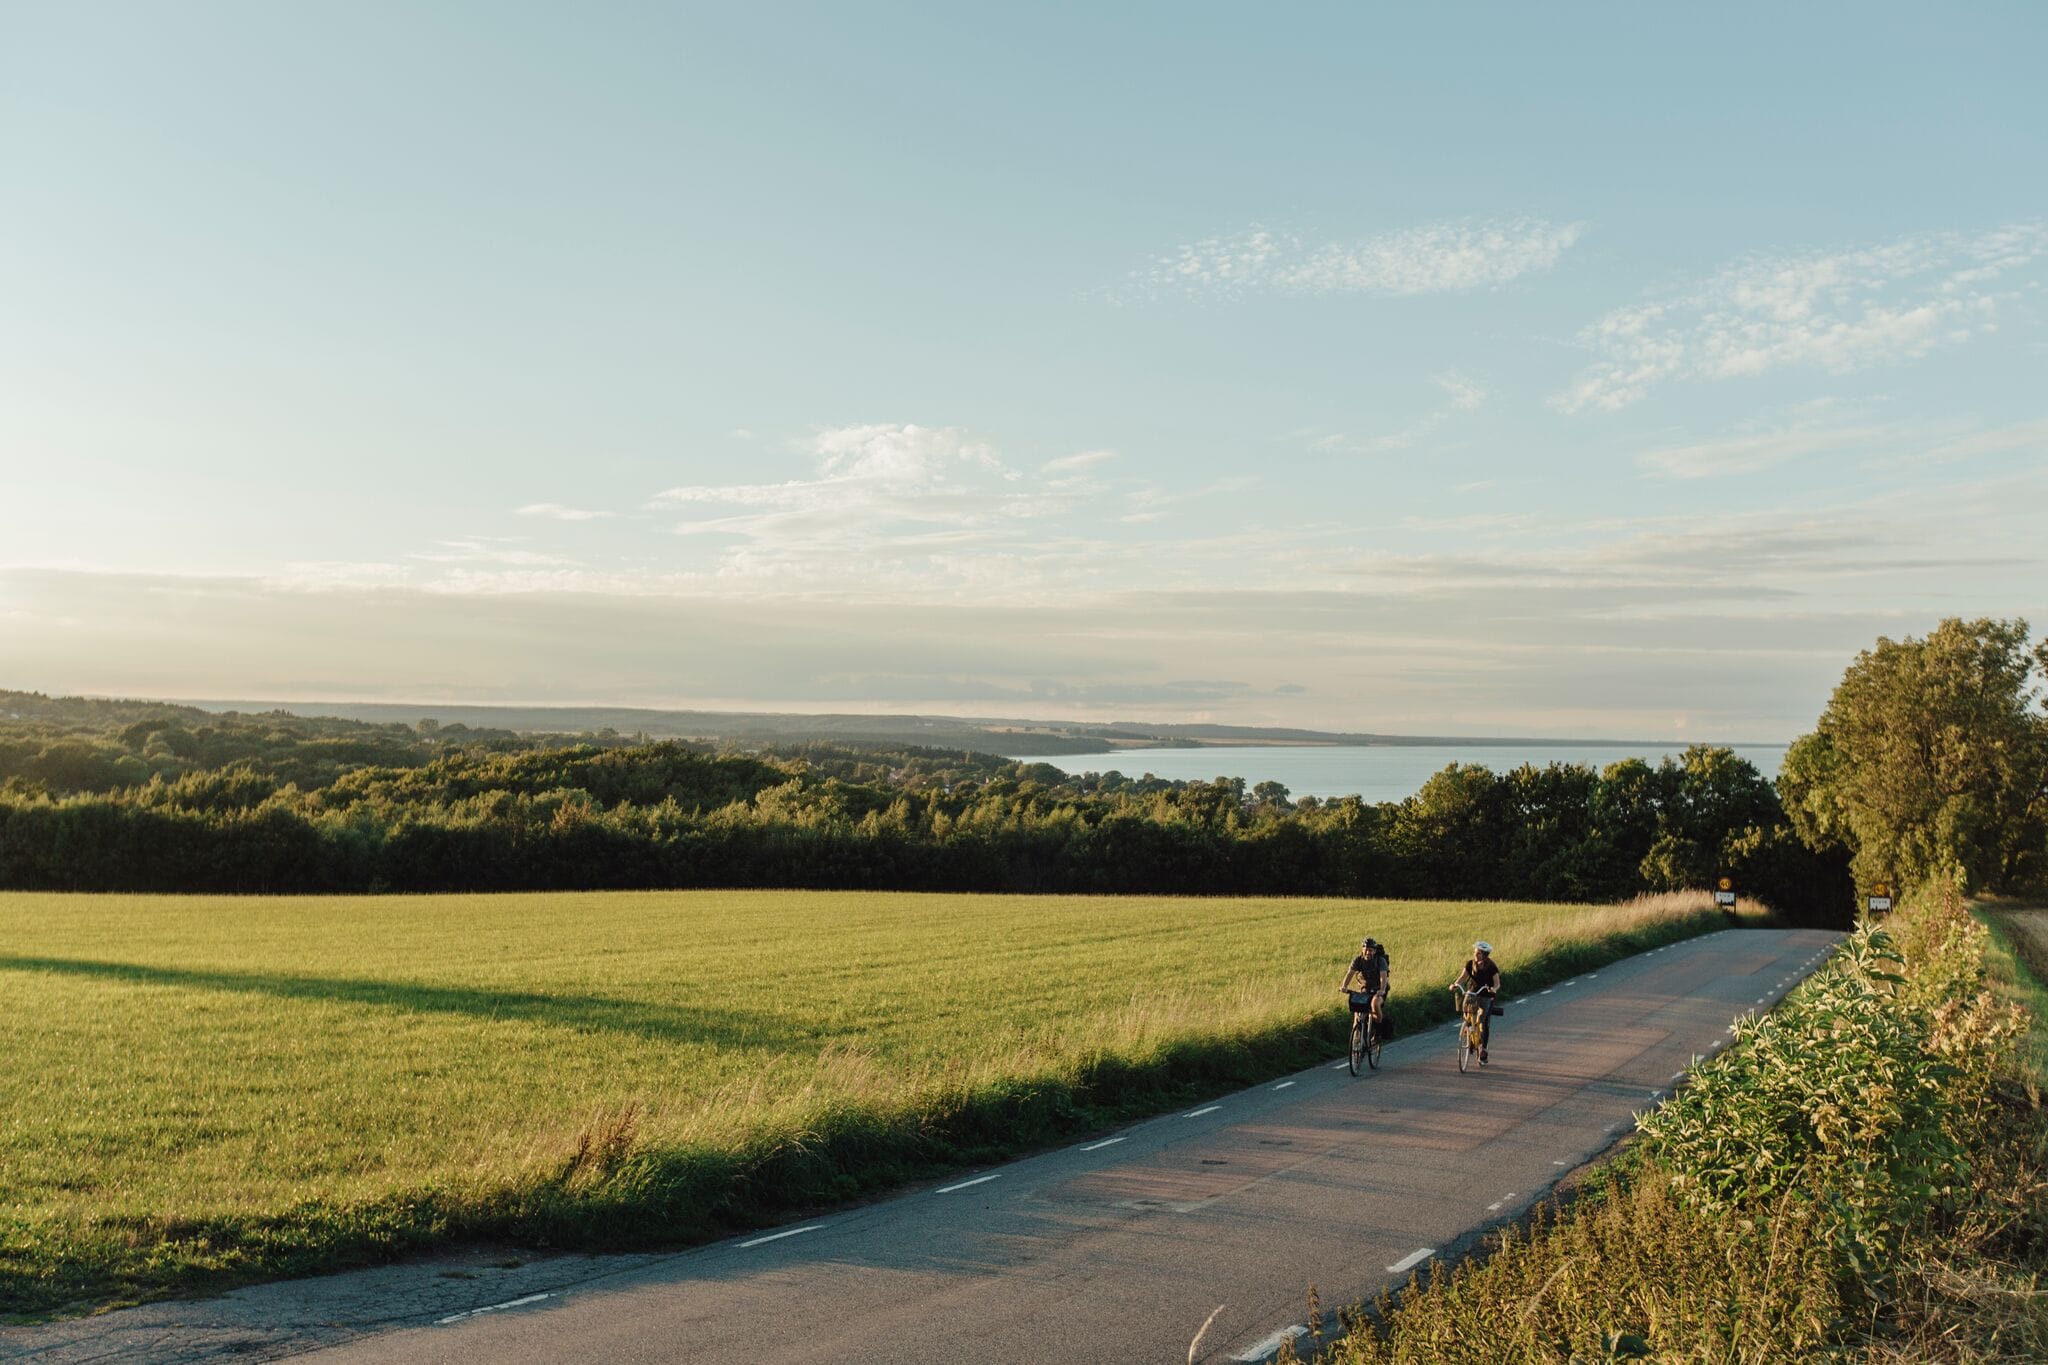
[0, 690, 1849, 920]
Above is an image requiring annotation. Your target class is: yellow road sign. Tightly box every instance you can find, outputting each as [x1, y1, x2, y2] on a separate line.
[1717, 876, 1733, 891]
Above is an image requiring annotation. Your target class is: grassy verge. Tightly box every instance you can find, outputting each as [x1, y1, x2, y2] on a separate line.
[1978, 900, 2048, 1082]
[1302, 890, 2047, 1364]
[0, 887, 1753, 1320]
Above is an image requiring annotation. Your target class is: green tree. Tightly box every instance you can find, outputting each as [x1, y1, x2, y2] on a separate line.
[1781, 618, 2048, 893]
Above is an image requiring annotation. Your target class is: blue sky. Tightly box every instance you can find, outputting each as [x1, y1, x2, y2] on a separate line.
[3, 3, 2044, 738]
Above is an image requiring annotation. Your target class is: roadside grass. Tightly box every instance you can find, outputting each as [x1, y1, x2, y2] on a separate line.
[0, 887, 1749, 1319]
[1872, 898, 2048, 1364]
[1977, 899, 2048, 1081]
[1306, 891, 2048, 1365]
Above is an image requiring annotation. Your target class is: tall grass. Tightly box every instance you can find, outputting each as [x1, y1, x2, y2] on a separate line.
[1310, 890, 2046, 1364]
[0, 887, 1745, 1319]
[1978, 902, 2048, 1081]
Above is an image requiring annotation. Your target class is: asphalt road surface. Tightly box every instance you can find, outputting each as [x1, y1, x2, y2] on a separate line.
[4, 928, 1839, 1365]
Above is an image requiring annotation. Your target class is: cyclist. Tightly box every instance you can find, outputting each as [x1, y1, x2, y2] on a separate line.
[1340, 936, 1391, 1027]
[1450, 941, 1502, 1064]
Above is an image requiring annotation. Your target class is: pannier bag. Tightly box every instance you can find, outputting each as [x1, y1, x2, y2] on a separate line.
[1348, 991, 1377, 1011]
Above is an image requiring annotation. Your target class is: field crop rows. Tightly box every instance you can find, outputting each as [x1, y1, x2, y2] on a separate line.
[0, 887, 1748, 1316]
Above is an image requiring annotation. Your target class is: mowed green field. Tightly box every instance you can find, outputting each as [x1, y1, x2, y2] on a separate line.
[0, 888, 1745, 1316]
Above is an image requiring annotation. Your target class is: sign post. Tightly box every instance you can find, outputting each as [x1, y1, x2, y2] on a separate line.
[1867, 881, 1894, 915]
[1714, 875, 1737, 910]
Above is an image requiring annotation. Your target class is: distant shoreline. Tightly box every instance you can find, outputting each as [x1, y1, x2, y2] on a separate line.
[162, 697, 1780, 755]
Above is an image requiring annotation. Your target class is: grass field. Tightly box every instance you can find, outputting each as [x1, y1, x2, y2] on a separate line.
[0, 887, 1756, 1318]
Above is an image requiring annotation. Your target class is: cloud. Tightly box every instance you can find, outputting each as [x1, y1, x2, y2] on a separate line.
[1042, 449, 1118, 475]
[1636, 413, 2048, 479]
[516, 503, 616, 521]
[8, 525, 2024, 738]
[1395, 512, 1531, 534]
[1635, 423, 1891, 479]
[1434, 370, 1488, 411]
[1110, 217, 1587, 302]
[1312, 417, 1449, 456]
[1305, 369, 1491, 458]
[266, 561, 411, 592]
[1556, 222, 2048, 412]
[1873, 416, 2048, 469]
[409, 538, 576, 568]
[644, 424, 1103, 588]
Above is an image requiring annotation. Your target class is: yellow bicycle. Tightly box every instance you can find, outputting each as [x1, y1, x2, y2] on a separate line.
[1452, 985, 1496, 1072]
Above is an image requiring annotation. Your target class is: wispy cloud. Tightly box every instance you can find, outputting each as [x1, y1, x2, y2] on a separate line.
[1310, 371, 1487, 456]
[1109, 217, 1587, 302]
[1635, 423, 1891, 480]
[1042, 449, 1118, 475]
[1117, 475, 1258, 525]
[410, 538, 576, 568]
[1556, 222, 2048, 412]
[1637, 412, 2048, 479]
[642, 424, 1099, 587]
[1871, 416, 2048, 469]
[515, 503, 616, 521]
[1434, 369, 1489, 411]
[267, 561, 411, 591]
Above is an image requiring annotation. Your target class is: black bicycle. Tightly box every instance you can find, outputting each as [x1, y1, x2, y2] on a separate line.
[1345, 990, 1384, 1074]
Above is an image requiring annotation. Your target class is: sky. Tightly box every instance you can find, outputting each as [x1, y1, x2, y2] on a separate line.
[2, 2, 2045, 740]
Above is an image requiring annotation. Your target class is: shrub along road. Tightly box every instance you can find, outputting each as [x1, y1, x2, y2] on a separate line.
[5, 928, 1839, 1364]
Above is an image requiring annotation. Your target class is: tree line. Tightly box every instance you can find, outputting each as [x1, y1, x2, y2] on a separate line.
[8, 617, 2040, 919]
[0, 718, 1846, 918]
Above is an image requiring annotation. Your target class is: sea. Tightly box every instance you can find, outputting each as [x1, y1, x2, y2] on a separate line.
[1004, 743, 1790, 805]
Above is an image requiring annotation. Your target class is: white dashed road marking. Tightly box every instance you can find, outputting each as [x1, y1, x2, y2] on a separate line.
[740, 1225, 824, 1248]
[1080, 1137, 1126, 1152]
[1387, 1248, 1435, 1274]
[936, 1174, 1000, 1194]
[1185, 1106, 1222, 1118]
[438, 1293, 552, 1325]
[1272, 1081, 1295, 1090]
[1232, 1324, 1308, 1361]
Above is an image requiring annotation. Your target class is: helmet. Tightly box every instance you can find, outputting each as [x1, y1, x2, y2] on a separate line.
[1361, 936, 1378, 949]
[1473, 940, 1493, 955]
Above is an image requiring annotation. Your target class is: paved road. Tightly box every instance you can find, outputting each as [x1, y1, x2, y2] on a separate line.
[4, 928, 1838, 1365]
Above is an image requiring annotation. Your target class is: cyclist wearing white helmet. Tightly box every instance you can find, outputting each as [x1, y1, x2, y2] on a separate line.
[1451, 940, 1502, 1064]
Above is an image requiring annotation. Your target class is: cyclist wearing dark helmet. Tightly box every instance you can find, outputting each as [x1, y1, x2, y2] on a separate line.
[1451, 940, 1502, 1064]
[1341, 935, 1391, 1024]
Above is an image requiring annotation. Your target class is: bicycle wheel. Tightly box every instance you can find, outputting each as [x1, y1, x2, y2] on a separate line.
[1365, 1014, 1383, 1070]
[1348, 1011, 1364, 1076]
[1457, 1017, 1473, 1073]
